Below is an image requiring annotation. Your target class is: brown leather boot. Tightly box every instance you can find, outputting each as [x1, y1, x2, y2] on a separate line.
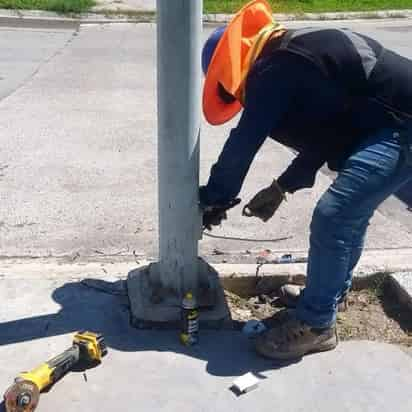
[255, 309, 338, 360]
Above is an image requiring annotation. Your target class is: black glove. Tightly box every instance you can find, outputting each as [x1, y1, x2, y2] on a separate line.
[202, 198, 241, 231]
[242, 180, 285, 222]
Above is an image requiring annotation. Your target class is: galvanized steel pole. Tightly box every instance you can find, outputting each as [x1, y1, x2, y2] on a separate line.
[156, 0, 202, 296]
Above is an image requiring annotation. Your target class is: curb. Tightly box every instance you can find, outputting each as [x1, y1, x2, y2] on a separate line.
[1, 8, 412, 25]
[388, 272, 412, 311]
[0, 10, 153, 26]
[1, 250, 412, 313]
[206, 9, 412, 23]
[1, 248, 412, 279]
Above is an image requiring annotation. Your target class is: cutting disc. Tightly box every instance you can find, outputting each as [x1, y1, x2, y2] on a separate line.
[4, 380, 40, 412]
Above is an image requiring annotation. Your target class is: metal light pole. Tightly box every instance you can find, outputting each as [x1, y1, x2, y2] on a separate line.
[128, 0, 229, 326]
[157, 0, 202, 296]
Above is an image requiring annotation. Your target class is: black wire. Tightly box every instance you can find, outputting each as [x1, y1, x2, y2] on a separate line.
[203, 231, 293, 243]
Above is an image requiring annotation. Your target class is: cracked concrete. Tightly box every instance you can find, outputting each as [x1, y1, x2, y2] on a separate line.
[1, 21, 412, 260]
[0, 24, 77, 102]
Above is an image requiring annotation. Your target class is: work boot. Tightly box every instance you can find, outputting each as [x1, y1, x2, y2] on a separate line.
[278, 284, 348, 312]
[255, 309, 338, 361]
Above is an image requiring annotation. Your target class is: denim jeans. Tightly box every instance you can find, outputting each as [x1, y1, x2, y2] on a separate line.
[297, 127, 412, 328]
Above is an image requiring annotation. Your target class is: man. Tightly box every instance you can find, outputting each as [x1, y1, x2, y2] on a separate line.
[199, 0, 412, 360]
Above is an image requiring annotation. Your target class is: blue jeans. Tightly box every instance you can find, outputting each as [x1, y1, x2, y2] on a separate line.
[297, 127, 412, 328]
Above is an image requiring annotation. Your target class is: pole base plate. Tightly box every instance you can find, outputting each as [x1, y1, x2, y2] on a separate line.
[127, 258, 232, 329]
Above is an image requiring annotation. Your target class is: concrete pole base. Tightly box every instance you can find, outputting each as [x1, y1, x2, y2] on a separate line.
[127, 258, 232, 329]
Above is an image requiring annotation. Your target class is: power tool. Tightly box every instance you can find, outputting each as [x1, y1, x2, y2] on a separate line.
[4, 331, 107, 412]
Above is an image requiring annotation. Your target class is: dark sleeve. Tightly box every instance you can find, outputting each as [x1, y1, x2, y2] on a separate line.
[200, 58, 297, 206]
[277, 150, 326, 194]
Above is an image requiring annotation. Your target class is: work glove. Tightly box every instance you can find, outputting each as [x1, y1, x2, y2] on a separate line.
[242, 180, 286, 222]
[202, 198, 241, 231]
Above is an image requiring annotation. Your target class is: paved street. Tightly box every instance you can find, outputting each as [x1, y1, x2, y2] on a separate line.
[0, 19, 412, 261]
[0, 24, 77, 100]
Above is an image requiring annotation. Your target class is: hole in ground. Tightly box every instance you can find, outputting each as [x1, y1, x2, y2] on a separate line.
[224, 275, 412, 348]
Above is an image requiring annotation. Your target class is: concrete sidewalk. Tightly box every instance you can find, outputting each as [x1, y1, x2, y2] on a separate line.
[92, 0, 155, 12]
[1, 271, 412, 412]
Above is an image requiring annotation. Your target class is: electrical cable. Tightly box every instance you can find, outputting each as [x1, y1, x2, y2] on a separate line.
[202, 231, 293, 243]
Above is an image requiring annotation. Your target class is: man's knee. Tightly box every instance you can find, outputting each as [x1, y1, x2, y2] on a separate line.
[310, 191, 369, 242]
[310, 193, 343, 235]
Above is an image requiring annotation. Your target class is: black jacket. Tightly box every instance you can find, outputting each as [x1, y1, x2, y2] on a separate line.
[200, 28, 412, 206]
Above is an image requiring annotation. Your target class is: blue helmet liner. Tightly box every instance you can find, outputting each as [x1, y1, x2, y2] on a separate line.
[202, 26, 226, 75]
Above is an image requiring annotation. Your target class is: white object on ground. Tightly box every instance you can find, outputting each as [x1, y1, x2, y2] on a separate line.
[232, 372, 260, 394]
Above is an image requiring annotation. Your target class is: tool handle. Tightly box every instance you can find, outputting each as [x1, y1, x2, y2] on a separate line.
[19, 345, 80, 392]
[46, 345, 80, 385]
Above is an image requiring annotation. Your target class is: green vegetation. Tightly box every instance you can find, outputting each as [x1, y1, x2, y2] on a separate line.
[0, 0, 95, 13]
[204, 0, 412, 14]
[2, 0, 412, 19]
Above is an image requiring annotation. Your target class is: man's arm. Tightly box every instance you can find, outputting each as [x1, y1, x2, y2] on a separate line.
[200, 57, 297, 206]
[200, 113, 268, 206]
[201, 53, 335, 206]
[277, 149, 327, 194]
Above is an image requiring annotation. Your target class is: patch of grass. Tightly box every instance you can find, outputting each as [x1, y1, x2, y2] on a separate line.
[0, 0, 95, 13]
[204, 0, 412, 14]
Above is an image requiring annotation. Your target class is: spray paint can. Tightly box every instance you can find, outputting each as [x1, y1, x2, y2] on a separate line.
[180, 292, 199, 346]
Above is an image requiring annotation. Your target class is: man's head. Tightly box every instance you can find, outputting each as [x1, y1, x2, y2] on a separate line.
[201, 0, 281, 126]
[202, 26, 238, 105]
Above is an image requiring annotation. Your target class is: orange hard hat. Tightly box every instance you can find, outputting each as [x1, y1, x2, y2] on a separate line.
[202, 0, 275, 125]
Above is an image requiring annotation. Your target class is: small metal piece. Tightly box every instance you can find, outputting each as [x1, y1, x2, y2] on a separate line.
[17, 393, 31, 406]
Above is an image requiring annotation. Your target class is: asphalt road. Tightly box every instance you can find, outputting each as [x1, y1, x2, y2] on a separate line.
[0, 19, 411, 261]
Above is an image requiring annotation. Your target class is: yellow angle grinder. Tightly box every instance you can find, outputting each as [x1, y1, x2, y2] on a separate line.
[4, 331, 107, 412]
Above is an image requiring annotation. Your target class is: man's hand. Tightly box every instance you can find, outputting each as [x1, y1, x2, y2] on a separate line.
[202, 198, 241, 231]
[242, 180, 285, 222]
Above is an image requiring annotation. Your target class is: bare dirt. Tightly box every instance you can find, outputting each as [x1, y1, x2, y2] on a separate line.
[225, 282, 412, 348]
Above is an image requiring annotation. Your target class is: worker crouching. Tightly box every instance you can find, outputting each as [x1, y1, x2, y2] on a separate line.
[200, 0, 412, 360]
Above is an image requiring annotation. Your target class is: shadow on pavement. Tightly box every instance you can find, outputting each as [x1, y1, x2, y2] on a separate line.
[395, 180, 412, 210]
[381, 281, 412, 334]
[0, 277, 296, 378]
